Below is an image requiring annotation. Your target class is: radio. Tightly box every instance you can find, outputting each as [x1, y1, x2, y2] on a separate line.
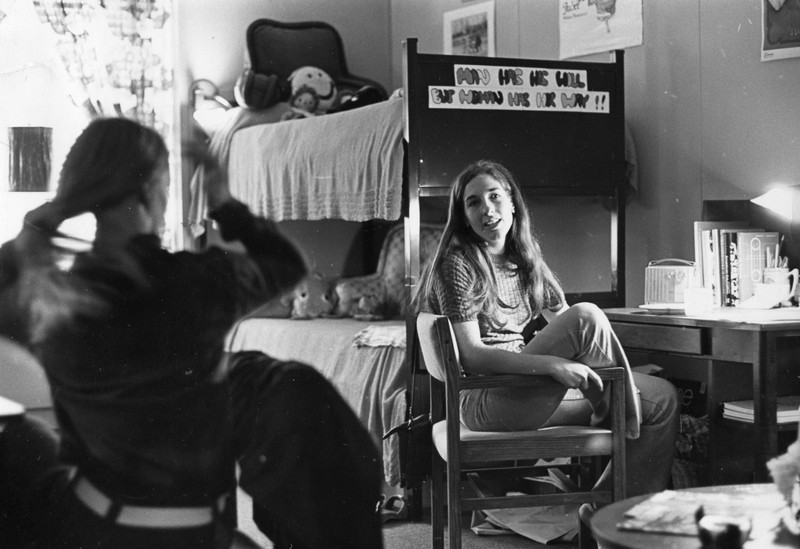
[644, 259, 700, 304]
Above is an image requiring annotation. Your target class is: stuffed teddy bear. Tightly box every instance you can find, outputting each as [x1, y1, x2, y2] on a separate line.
[334, 280, 384, 319]
[281, 66, 338, 121]
[289, 273, 338, 320]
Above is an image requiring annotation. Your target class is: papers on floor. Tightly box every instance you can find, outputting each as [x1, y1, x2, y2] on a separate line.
[471, 504, 578, 544]
[469, 468, 579, 544]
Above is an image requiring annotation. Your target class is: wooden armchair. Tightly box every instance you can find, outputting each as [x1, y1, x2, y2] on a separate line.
[416, 313, 627, 549]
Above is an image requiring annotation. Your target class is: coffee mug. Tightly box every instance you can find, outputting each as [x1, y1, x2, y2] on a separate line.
[760, 267, 798, 303]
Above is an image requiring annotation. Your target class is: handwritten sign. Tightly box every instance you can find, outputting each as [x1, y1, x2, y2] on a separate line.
[428, 64, 609, 113]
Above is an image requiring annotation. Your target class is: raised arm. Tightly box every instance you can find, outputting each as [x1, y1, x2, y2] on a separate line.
[188, 140, 308, 307]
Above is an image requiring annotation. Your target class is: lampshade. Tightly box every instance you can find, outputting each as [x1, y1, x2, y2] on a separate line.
[750, 185, 800, 222]
[750, 184, 800, 276]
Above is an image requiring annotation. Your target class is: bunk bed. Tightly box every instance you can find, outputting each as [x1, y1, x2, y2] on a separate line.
[204, 37, 628, 490]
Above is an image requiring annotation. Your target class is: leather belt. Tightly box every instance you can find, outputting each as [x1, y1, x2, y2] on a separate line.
[73, 476, 227, 528]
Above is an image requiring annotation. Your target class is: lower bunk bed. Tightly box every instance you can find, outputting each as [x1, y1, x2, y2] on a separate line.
[223, 222, 444, 491]
[225, 317, 407, 487]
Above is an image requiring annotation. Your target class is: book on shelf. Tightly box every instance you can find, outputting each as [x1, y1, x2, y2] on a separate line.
[693, 221, 750, 290]
[735, 231, 781, 301]
[721, 395, 800, 424]
[693, 221, 779, 306]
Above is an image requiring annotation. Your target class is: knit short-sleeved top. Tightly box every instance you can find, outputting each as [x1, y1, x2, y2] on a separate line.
[431, 249, 532, 352]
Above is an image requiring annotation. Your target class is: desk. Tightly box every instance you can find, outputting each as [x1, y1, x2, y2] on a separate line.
[604, 307, 800, 483]
[590, 484, 794, 548]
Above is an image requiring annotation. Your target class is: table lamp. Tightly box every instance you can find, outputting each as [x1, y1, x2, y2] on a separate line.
[191, 79, 232, 137]
[750, 185, 800, 224]
[750, 185, 800, 300]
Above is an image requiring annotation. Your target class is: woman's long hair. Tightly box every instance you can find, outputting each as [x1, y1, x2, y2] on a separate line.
[413, 160, 563, 323]
[16, 117, 168, 343]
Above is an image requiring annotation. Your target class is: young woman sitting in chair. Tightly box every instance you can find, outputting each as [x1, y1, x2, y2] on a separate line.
[413, 159, 679, 505]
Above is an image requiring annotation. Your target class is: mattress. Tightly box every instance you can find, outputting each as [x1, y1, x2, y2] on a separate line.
[225, 317, 408, 486]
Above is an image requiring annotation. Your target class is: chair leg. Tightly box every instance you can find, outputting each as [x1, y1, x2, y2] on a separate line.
[447, 460, 462, 549]
[579, 518, 598, 549]
[431, 453, 445, 549]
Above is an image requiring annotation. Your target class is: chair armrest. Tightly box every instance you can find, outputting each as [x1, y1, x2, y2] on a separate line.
[459, 368, 624, 390]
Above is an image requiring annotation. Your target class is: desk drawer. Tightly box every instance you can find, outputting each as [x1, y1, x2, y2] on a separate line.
[611, 322, 703, 354]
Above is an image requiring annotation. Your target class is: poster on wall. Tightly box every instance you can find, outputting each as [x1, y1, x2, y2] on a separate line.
[443, 1, 495, 57]
[559, 0, 643, 60]
[428, 63, 610, 114]
[761, 0, 800, 61]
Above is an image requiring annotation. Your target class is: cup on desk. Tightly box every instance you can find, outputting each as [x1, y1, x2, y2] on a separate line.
[761, 267, 798, 306]
[683, 287, 714, 316]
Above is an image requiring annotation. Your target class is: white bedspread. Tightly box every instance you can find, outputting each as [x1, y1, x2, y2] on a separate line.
[227, 96, 404, 222]
[225, 317, 408, 486]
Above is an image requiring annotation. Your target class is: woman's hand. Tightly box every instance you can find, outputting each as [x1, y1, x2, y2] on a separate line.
[183, 140, 232, 210]
[548, 360, 603, 392]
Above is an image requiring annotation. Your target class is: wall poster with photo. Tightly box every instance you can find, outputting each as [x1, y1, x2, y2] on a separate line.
[761, 0, 800, 61]
[443, 1, 495, 57]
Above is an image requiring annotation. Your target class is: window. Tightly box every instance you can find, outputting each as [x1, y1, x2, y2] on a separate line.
[0, 0, 178, 247]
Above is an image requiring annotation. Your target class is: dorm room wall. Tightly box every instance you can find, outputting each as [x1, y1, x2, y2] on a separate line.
[390, 0, 800, 305]
[178, 1, 800, 302]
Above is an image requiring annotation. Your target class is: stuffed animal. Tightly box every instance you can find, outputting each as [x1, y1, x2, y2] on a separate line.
[281, 66, 337, 120]
[353, 294, 381, 319]
[290, 273, 338, 320]
[287, 85, 319, 117]
[334, 281, 384, 319]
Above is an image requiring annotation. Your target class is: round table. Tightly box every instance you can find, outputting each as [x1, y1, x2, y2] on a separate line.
[590, 484, 797, 548]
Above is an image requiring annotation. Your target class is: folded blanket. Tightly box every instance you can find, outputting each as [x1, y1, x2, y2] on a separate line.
[353, 324, 406, 349]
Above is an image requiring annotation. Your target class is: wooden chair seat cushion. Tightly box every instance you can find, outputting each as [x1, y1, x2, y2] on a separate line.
[432, 420, 614, 462]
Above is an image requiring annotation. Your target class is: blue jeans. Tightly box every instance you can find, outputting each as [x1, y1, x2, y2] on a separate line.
[460, 303, 680, 496]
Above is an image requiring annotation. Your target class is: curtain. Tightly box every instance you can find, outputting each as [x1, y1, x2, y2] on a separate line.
[31, 0, 173, 136]
[30, 0, 181, 249]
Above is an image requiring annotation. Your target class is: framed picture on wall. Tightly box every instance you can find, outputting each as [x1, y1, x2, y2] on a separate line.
[761, 0, 800, 61]
[443, 1, 495, 57]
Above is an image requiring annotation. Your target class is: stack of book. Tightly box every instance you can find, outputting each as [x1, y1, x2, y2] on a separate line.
[722, 395, 800, 424]
[693, 221, 781, 307]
